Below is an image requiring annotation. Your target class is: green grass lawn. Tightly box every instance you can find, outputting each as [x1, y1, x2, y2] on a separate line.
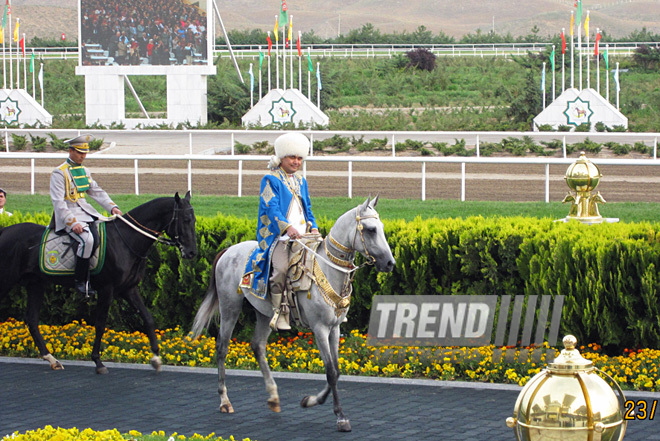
[4, 193, 659, 224]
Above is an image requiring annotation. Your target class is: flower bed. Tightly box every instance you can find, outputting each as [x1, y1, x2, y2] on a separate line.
[1, 318, 658, 391]
[2, 426, 251, 441]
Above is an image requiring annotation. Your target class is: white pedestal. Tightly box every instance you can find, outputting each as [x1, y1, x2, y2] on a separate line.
[242, 88, 329, 127]
[76, 66, 216, 129]
[0, 89, 52, 126]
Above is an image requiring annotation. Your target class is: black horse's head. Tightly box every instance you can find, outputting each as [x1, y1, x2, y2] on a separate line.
[169, 191, 197, 259]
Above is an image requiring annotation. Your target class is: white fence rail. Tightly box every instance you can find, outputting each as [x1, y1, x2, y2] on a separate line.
[1, 129, 659, 201]
[24, 41, 659, 61]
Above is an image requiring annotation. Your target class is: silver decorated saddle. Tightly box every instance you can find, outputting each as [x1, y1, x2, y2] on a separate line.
[38, 223, 107, 276]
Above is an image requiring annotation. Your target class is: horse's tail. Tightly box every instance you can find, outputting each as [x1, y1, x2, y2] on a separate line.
[191, 248, 229, 338]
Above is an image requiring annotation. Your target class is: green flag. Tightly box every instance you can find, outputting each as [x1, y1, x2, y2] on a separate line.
[550, 47, 555, 70]
[1, 4, 6, 29]
[307, 53, 314, 73]
[29, 52, 34, 73]
[259, 51, 264, 70]
[604, 49, 609, 70]
[576, 0, 583, 27]
[279, 0, 288, 26]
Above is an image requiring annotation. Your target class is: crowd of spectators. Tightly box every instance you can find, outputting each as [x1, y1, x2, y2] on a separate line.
[81, 0, 208, 66]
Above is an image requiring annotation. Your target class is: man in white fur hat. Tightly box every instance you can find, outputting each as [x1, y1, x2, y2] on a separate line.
[239, 132, 319, 331]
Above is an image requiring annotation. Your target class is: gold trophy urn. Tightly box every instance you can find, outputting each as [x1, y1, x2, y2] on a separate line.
[562, 152, 607, 224]
[506, 335, 627, 441]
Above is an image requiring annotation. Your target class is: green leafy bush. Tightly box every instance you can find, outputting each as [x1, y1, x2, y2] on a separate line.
[29, 134, 48, 152]
[48, 132, 69, 151]
[3, 213, 660, 351]
[11, 133, 27, 151]
[89, 138, 104, 150]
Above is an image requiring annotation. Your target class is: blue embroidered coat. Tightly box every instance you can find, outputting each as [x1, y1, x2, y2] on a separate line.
[240, 168, 318, 299]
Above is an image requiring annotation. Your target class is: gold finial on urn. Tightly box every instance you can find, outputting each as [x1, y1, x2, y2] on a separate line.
[562, 152, 607, 223]
[506, 335, 627, 441]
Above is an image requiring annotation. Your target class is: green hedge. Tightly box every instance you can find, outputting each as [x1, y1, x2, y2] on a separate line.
[1, 213, 659, 350]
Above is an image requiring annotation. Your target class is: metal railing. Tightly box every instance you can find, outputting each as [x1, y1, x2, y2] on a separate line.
[2, 129, 658, 201]
[20, 41, 659, 62]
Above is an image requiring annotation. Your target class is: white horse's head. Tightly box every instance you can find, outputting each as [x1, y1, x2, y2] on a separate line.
[332, 196, 395, 273]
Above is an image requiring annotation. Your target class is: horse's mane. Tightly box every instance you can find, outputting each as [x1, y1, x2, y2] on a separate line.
[125, 196, 174, 219]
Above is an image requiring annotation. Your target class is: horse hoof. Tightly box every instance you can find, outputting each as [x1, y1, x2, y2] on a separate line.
[150, 355, 162, 373]
[219, 404, 234, 414]
[96, 366, 109, 375]
[43, 354, 63, 370]
[268, 399, 281, 413]
[301, 396, 315, 408]
[337, 419, 352, 432]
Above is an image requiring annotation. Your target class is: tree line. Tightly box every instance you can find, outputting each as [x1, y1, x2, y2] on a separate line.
[28, 24, 660, 48]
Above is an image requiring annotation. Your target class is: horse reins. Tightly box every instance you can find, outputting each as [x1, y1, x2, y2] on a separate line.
[292, 207, 381, 313]
[113, 202, 190, 257]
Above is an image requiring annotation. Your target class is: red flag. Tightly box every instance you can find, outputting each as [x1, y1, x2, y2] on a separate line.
[267, 34, 272, 56]
[297, 33, 301, 57]
[19, 37, 24, 56]
[595, 32, 602, 55]
[181, 20, 185, 28]
[61, 32, 65, 41]
[561, 31, 566, 54]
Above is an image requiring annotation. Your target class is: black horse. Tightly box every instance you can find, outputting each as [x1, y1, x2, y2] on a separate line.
[0, 192, 197, 374]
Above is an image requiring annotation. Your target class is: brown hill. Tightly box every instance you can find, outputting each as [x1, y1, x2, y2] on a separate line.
[10, 0, 660, 43]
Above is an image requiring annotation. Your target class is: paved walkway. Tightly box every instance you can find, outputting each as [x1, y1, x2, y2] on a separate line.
[1, 357, 659, 441]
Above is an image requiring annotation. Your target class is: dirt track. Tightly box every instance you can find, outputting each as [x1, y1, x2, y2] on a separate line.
[2, 156, 658, 203]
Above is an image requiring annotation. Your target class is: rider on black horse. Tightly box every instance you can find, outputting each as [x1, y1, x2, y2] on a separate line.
[50, 134, 123, 297]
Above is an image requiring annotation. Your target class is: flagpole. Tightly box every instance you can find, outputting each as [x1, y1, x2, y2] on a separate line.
[249, 63, 253, 108]
[22, 32, 26, 90]
[298, 31, 302, 92]
[561, 28, 565, 92]
[542, 62, 546, 110]
[31, 49, 35, 99]
[605, 44, 610, 102]
[586, 11, 590, 89]
[570, 12, 574, 89]
[258, 45, 262, 100]
[275, 16, 279, 89]
[578, 21, 582, 90]
[8, 12, 12, 89]
[281, 16, 286, 90]
[2, 25, 5, 89]
[316, 62, 320, 108]
[267, 31, 272, 92]
[596, 28, 600, 94]
[287, 14, 293, 89]
[552, 44, 555, 101]
[38, 61, 43, 106]
[307, 47, 311, 100]
[15, 32, 19, 89]
[615, 62, 620, 110]
[268, 53, 271, 93]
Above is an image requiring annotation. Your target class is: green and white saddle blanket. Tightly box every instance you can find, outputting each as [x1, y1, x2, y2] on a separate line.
[39, 223, 107, 276]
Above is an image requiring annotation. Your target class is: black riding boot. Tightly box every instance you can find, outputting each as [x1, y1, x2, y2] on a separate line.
[74, 257, 97, 298]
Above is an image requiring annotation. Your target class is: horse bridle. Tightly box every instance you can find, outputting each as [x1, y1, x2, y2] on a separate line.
[114, 201, 191, 257]
[324, 207, 379, 269]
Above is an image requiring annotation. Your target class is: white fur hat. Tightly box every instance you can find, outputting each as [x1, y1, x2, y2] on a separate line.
[268, 132, 310, 169]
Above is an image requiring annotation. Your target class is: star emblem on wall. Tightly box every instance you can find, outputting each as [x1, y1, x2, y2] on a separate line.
[268, 97, 296, 124]
[0, 97, 21, 124]
[563, 97, 593, 127]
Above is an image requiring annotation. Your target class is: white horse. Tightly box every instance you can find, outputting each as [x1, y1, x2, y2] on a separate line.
[191, 196, 395, 432]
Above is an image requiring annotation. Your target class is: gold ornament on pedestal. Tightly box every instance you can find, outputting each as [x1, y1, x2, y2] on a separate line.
[505, 335, 627, 441]
[562, 152, 606, 223]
